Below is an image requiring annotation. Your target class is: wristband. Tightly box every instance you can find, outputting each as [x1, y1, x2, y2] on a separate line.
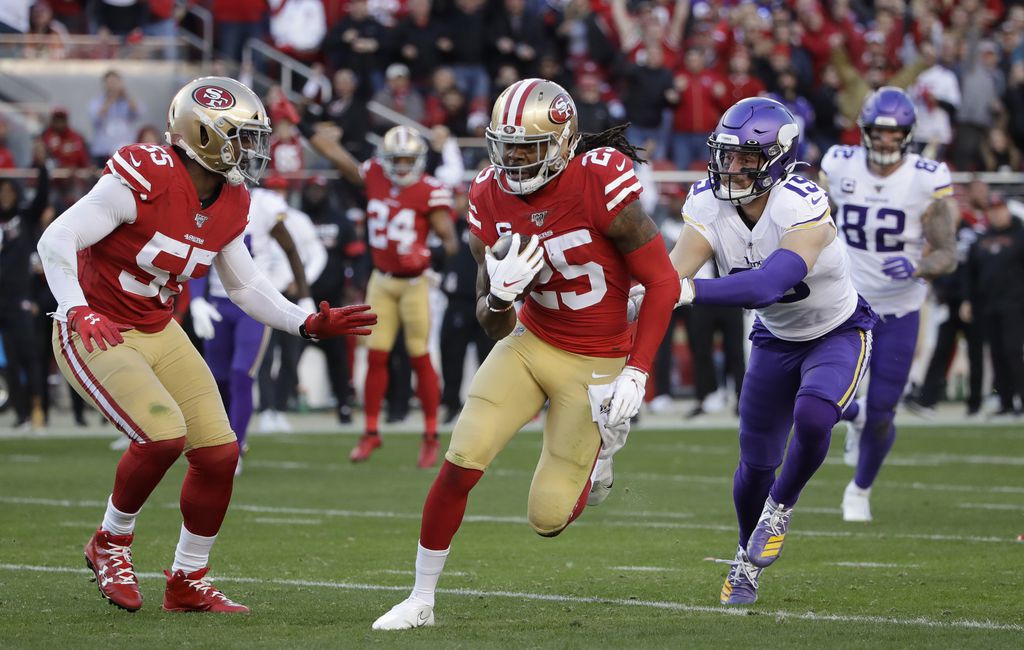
[486, 293, 514, 313]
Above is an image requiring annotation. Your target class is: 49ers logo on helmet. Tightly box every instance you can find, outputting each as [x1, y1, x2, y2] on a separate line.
[548, 93, 575, 124]
[192, 85, 236, 110]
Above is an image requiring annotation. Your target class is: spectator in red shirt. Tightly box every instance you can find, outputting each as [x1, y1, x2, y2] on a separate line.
[723, 48, 766, 106]
[669, 47, 728, 171]
[212, 0, 267, 62]
[0, 118, 15, 169]
[40, 108, 89, 169]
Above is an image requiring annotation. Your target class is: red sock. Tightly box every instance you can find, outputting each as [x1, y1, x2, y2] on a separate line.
[110, 438, 185, 514]
[364, 349, 390, 433]
[411, 353, 440, 437]
[180, 442, 239, 537]
[419, 460, 484, 550]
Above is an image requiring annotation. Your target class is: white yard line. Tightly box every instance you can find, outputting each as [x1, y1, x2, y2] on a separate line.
[251, 518, 323, 525]
[1, 495, 1014, 545]
[0, 563, 1019, 632]
[608, 566, 679, 572]
[830, 562, 921, 568]
[958, 502, 1024, 511]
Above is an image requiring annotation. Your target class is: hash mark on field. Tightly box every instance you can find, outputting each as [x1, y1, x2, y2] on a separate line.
[379, 569, 470, 577]
[5, 455, 42, 463]
[830, 562, 921, 569]
[608, 566, 679, 572]
[1, 564, 1020, 633]
[251, 517, 323, 525]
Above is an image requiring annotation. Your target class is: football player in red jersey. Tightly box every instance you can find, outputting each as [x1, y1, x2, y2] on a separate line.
[35, 77, 377, 614]
[306, 124, 458, 468]
[371, 78, 681, 630]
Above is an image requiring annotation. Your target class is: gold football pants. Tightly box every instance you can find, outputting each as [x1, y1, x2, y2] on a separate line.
[365, 269, 432, 356]
[53, 318, 234, 451]
[447, 325, 626, 535]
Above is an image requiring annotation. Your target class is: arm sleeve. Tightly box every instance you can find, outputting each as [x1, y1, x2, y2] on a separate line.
[693, 248, 808, 309]
[624, 234, 681, 374]
[214, 234, 310, 335]
[36, 174, 137, 319]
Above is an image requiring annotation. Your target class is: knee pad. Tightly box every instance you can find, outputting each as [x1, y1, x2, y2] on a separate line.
[185, 441, 240, 476]
[793, 395, 839, 435]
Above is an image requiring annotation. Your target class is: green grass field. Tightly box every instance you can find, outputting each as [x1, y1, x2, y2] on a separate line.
[1, 424, 1022, 648]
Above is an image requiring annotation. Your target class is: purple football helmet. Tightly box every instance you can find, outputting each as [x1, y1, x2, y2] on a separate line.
[858, 86, 916, 166]
[707, 97, 800, 205]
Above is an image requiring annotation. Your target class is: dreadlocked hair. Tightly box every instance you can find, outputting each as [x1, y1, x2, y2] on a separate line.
[574, 123, 647, 165]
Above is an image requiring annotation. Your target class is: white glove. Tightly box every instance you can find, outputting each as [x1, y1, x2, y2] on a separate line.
[190, 297, 222, 340]
[677, 277, 695, 306]
[626, 284, 646, 323]
[485, 233, 545, 302]
[607, 366, 647, 427]
[297, 296, 316, 316]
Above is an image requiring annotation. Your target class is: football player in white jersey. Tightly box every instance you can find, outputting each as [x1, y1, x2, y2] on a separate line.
[635, 97, 879, 605]
[820, 86, 958, 523]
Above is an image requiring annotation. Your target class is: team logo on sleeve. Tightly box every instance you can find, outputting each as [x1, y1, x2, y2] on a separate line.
[529, 210, 548, 226]
[548, 93, 575, 124]
[191, 86, 237, 110]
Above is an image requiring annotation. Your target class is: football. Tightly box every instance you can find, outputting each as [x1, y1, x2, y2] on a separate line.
[489, 233, 527, 260]
[489, 233, 544, 298]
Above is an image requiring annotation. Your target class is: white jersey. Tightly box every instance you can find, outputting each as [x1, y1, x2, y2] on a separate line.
[821, 145, 953, 316]
[208, 188, 292, 298]
[682, 175, 858, 341]
[264, 207, 328, 290]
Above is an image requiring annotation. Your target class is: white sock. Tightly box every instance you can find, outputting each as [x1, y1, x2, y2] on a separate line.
[410, 542, 449, 607]
[171, 524, 217, 574]
[101, 495, 139, 536]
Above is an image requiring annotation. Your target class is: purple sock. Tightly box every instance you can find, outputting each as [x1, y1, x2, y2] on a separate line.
[854, 409, 896, 489]
[229, 368, 255, 452]
[733, 460, 775, 547]
[840, 399, 860, 423]
[771, 395, 838, 505]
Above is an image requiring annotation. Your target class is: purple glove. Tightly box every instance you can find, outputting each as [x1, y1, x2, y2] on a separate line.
[881, 256, 915, 280]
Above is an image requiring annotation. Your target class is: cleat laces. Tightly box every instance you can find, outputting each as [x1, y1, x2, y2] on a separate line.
[105, 543, 137, 585]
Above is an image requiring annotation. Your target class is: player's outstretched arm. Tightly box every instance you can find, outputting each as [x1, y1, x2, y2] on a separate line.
[216, 234, 376, 338]
[270, 219, 312, 308]
[669, 223, 715, 281]
[430, 208, 459, 258]
[688, 225, 831, 309]
[914, 197, 959, 279]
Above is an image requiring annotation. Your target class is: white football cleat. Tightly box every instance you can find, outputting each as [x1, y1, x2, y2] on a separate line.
[843, 398, 865, 467]
[372, 596, 435, 630]
[587, 457, 614, 506]
[841, 480, 872, 522]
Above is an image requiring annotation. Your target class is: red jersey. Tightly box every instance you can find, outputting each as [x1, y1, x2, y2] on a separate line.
[270, 135, 304, 174]
[361, 158, 453, 275]
[467, 147, 642, 358]
[85, 144, 250, 332]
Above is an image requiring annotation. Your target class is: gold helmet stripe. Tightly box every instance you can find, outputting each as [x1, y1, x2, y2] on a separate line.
[503, 78, 542, 127]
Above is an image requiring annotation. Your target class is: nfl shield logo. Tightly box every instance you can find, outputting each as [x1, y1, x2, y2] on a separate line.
[195, 213, 209, 228]
[529, 211, 548, 227]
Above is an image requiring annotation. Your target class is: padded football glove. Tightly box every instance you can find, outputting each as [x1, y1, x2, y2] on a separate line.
[485, 233, 544, 302]
[68, 305, 132, 353]
[301, 301, 377, 339]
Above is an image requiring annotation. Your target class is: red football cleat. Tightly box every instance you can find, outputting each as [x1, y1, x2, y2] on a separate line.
[162, 567, 250, 613]
[84, 528, 142, 612]
[349, 433, 381, 462]
[417, 436, 439, 468]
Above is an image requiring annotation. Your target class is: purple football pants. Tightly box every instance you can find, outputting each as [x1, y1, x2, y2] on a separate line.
[202, 297, 269, 453]
[733, 303, 875, 547]
[843, 310, 920, 490]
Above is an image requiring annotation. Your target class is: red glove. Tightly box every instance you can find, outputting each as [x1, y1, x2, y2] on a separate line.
[68, 305, 132, 353]
[301, 301, 377, 339]
[396, 243, 432, 276]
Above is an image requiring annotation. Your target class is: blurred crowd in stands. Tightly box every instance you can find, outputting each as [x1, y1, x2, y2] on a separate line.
[3, 0, 1024, 428]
